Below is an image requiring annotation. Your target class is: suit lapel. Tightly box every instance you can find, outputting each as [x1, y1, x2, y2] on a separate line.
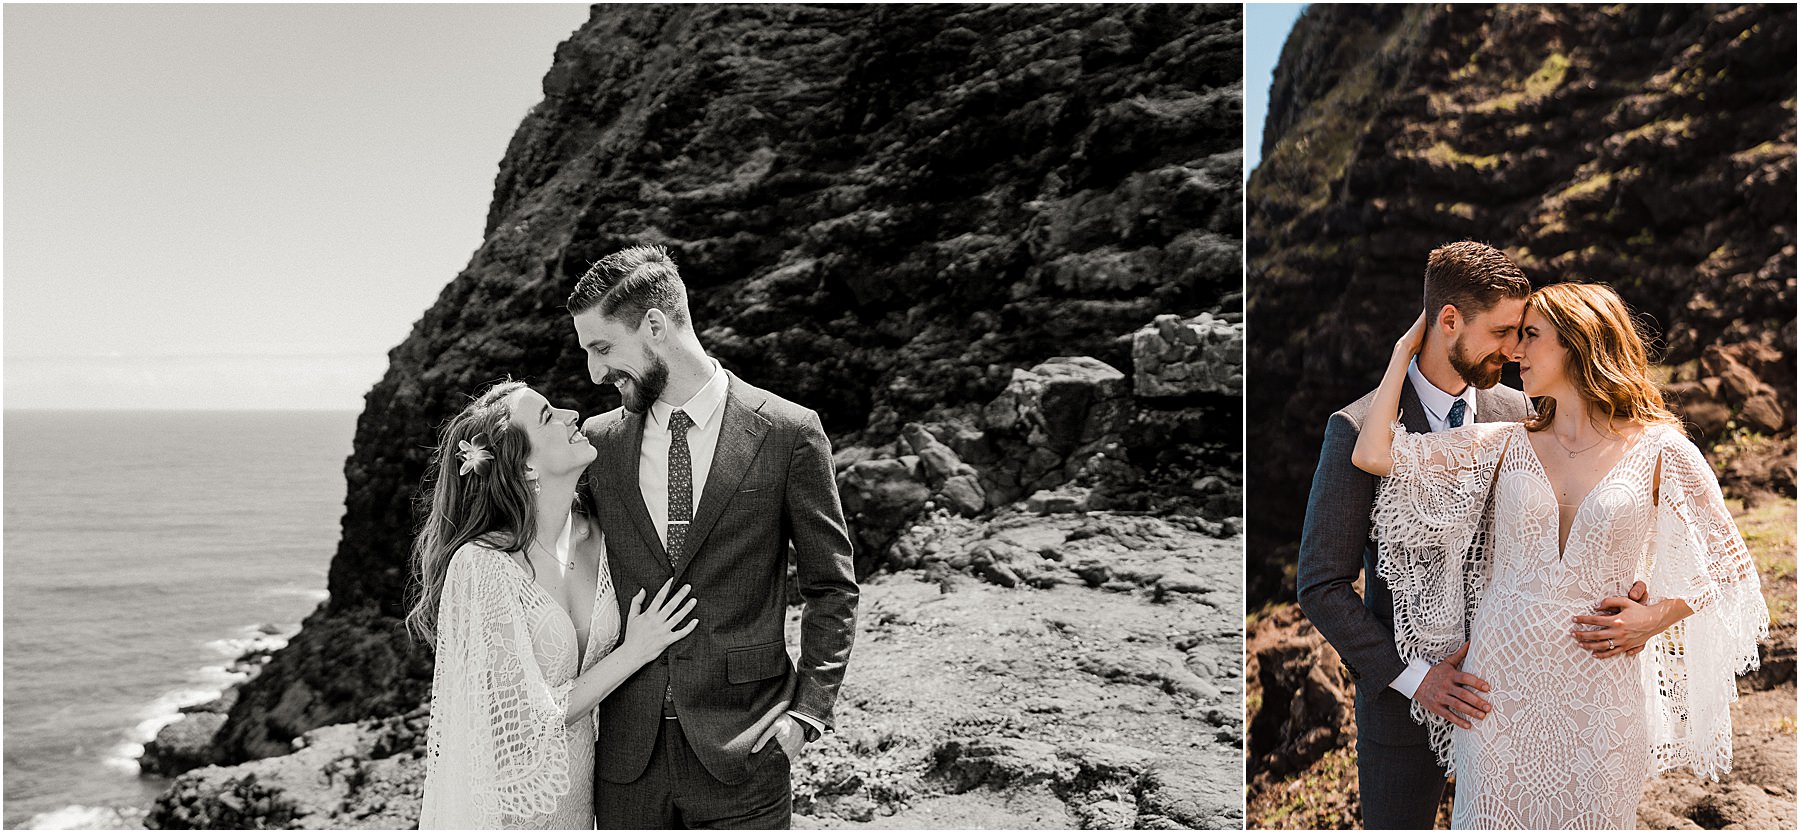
[611, 409, 669, 568]
[673, 375, 769, 579]
[1398, 378, 1433, 434]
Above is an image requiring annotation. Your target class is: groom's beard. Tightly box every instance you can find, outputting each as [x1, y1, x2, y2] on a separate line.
[1450, 336, 1508, 389]
[614, 351, 670, 414]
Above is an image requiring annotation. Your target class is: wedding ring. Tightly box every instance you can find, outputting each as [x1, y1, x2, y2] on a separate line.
[1607, 639, 1615, 650]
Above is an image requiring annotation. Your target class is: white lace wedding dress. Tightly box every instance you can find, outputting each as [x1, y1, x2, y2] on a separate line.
[1372, 422, 1766, 829]
[419, 529, 619, 829]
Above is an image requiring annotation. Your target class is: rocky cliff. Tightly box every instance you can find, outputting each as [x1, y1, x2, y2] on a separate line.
[1245, 3, 1796, 606]
[169, 4, 1245, 826]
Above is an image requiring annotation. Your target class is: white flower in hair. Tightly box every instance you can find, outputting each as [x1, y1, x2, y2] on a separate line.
[456, 438, 493, 476]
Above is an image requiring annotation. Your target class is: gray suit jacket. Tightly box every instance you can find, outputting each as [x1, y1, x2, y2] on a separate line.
[583, 371, 858, 786]
[1295, 379, 1530, 690]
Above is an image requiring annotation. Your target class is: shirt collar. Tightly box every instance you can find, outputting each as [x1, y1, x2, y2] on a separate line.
[1407, 356, 1477, 424]
[649, 359, 728, 430]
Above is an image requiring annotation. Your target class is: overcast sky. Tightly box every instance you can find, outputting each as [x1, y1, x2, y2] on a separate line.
[4, 3, 595, 410]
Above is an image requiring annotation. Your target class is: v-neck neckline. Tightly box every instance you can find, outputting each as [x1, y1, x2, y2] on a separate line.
[514, 518, 606, 666]
[1516, 423, 1657, 558]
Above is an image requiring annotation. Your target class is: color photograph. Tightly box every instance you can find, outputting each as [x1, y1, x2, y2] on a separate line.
[1244, 4, 1795, 830]
[5, 4, 1246, 829]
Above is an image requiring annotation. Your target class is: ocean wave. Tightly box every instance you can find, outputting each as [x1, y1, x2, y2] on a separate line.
[20, 804, 138, 830]
[203, 622, 296, 660]
[113, 623, 301, 773]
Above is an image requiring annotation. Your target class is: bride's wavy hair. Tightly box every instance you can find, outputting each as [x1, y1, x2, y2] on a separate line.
[405, 380, 538, 645]
[1522, 283, 1682, 435]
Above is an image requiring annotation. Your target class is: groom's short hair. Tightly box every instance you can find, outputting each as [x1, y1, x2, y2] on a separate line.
[567, 244, 691, 327]
[1423, 241, 1529, 321]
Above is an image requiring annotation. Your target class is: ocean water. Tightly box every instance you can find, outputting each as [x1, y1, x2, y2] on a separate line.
[3, 410, 356, 829]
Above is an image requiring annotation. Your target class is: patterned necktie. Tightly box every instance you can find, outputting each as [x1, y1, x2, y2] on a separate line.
[666, 409, 694, 565]
[1447, 398, 1467, 428]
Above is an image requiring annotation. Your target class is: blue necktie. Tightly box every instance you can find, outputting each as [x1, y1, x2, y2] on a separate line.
[1447, 398, 1467, 428]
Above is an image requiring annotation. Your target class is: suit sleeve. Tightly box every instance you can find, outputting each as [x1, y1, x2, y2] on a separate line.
[1295, 411, 1407, 690]
[782, 408, 859, 729]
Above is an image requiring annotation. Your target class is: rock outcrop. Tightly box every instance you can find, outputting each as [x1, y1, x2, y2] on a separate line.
[1133, 312, 1244, 398]
[161, 5, 1244, 828]
[1245, 3, 1796, 605]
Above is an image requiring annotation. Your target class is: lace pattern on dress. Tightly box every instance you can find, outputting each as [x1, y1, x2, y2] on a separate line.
[419, 543, 576, 828]
[1371, 421, 1514, 768]
[1373, 422, 1766, 784]
[1641, 437, 1769, 780]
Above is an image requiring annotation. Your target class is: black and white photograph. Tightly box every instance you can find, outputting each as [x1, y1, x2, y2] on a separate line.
[4, 4, 1246, 829]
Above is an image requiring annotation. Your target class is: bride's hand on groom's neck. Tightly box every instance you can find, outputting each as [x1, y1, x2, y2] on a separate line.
[1396, 310, 1429, 358]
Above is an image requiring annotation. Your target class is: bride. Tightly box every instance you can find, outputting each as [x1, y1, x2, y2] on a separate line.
[406, 380, 698, 828]
[1351, 283, 1767, 828]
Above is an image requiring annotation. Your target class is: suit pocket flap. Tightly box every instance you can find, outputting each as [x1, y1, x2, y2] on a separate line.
[726, 641, 790, 684]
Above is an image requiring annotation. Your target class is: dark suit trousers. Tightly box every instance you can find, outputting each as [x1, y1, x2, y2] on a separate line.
[1354, 684, 1446, 830]
[596, 719, 792, 830]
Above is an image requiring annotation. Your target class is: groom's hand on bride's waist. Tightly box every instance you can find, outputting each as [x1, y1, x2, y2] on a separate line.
[1414, 642, 1491, 730]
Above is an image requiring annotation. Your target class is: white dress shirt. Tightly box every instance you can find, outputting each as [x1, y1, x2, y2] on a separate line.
[1389, 358, 1481, 699]
[1405, 356, 1478, 433]
[639, 360, 729, 549]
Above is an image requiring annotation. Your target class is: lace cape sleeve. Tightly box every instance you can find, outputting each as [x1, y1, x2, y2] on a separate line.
[1641, 432, 1768, 779]
[419, 543, 576, 829]
[1370, 420, 1516, 768]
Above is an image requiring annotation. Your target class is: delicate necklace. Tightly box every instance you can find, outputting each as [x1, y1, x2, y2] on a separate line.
[529, 538, 574, 572]
[1550, 429, 1610, 458]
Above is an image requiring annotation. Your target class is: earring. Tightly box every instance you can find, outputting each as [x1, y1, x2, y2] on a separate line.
[531, 480, 541, 495]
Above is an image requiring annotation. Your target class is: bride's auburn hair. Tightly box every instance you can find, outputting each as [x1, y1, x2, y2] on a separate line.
[1522, 282, 1682, 434]
[405, 380, 538, 645]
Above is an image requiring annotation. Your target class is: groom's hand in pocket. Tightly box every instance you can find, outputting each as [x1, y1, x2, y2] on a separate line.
[1413, 642, 1491, 730]
[752, 705, 805, 761]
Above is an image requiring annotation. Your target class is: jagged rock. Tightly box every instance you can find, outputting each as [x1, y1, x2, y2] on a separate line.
[932, 737, 1073, 793]
[141, 713, 229, 777]
[1133, 312, 1245, 397]
[147, 713, 426, 830]
[1138, 757, 1245, 829]
[837, 457, 933, 573]
[982, 357, 1132, 506]
[1026, 486, 1092, 515]
[936, 474, 987, 517]
[902, 423, 976, 485]
[1244, 605, 1354, 784]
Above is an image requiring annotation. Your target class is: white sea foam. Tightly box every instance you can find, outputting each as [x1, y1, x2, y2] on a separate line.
[203, 623, 296, 660]
[116, 624, 295, 770]
[102, 742, 145, 774]
[20, 804, 137, 829]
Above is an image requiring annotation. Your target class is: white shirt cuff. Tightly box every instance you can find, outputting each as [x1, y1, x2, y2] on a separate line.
[787, 710, 825, 738]
[1389, 659, 1432, 700]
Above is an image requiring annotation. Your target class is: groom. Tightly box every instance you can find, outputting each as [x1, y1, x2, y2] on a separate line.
[570, 245, 859, 828]
[1296, 241, 1532, 829]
